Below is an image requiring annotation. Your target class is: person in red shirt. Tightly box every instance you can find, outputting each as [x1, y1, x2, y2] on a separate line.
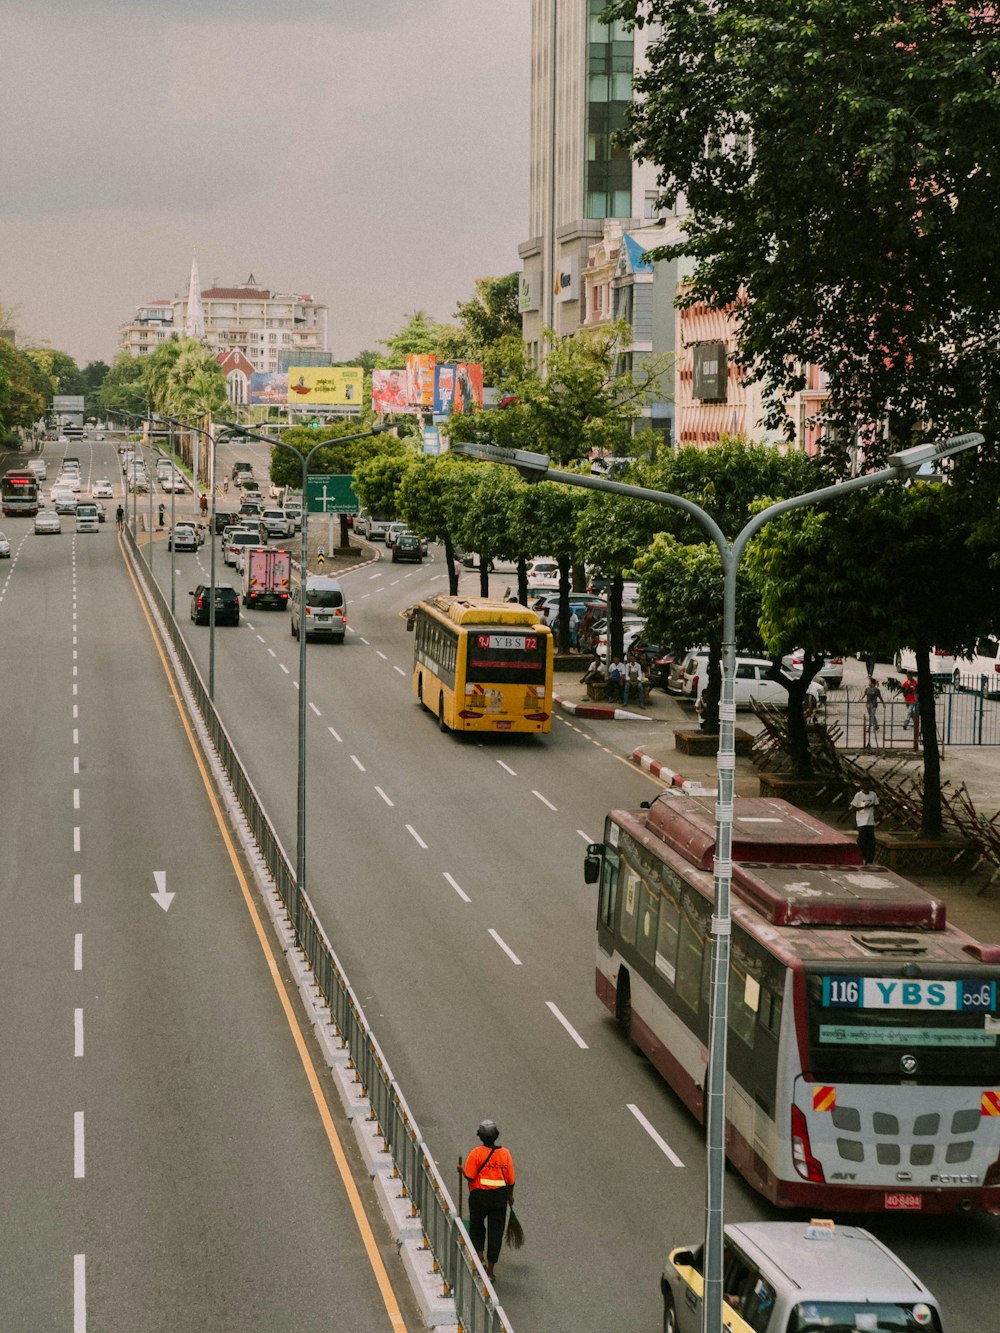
[902, 672, 918, 729]
[463, 1119, 515, 1281]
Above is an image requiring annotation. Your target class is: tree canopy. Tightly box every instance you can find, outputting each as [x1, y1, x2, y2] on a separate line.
[609, 0, 1000, 448]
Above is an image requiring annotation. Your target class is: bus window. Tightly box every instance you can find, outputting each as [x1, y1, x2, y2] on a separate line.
[676, 905, 705, 1013]
[637, 881, 658, 968]
[619, 864, 641, 947]
[729, 961, 758, 1049]
[655, 889, 680, 985]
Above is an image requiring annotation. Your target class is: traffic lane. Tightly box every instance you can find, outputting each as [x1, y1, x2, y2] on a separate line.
[164, 559, 1000, 1328]
[0, 533, 410, 1331]
[175, 602, 727, 1328]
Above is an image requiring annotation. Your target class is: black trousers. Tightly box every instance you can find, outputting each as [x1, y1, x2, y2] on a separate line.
[468, 1186, 508, 1263]
[857, 825, 876, 864]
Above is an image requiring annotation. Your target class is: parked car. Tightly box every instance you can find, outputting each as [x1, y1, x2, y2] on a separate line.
[391, 532, 424, 563]
[460, 550, 519, 572]
[189, 584, 240, 627]
[168, 523, 198, 552]
[894, 646, 960, 682]
[593, 615, 647, 660]
[92, 479, 114, 499]
[780, 650, 845, 689]
[587, 574, 640, 601]
[661, 1220, 943, 1333]
[35, 511, 62, 534]
[680, 651, 813, 709]
[0, 531, 11, 558]
[525, 557, 560, 589]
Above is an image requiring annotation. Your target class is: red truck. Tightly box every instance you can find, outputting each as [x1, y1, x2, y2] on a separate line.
[242, 547, 291, 611]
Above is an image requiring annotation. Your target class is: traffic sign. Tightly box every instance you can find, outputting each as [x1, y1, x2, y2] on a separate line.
[306, 474, 359, 514]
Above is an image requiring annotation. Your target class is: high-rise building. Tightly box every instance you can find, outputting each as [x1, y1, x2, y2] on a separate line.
[518, 1, 663, 355]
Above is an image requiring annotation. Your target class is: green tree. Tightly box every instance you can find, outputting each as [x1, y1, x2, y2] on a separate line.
[98, 353, 147, 420]
[435, 273, 522, 383]
[609, 0, 1000, 450]
[381, 310, 446, 362]
[748, 483, 998, 829]
[575, 486, 669, 656]
[396, 456, 481, 594]
[0, 339, 49, 435]
[23, 347, 85, 396]
[143, 337, 185, 415]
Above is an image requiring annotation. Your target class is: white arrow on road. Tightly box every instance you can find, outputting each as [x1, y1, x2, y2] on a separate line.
[151, 870, 175, 912]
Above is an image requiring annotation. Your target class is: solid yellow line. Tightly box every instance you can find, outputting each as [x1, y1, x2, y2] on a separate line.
[120, 537, 409, 1331]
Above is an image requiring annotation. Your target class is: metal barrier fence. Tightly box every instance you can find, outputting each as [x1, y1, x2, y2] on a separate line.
[125, 527, 511, 1333]
[826, 675, 1000, 749]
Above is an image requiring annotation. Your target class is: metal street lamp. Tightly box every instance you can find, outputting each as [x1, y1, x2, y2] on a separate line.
[219, 420, 390, 910]
[452, 431, 983, 1333]
[157, 414, 219, 697]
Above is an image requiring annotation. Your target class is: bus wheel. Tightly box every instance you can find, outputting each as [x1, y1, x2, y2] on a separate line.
[615, 970, 632, 1038]
[662, 1289, 678, 1333]
[438, 696, 448, 732]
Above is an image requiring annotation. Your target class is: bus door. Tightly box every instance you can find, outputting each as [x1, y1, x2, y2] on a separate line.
[597, 849, 619, 956]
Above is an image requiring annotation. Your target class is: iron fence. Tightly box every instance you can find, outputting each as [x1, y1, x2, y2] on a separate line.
[125, 527, 511, 1333]
[826, 675, 1000, 749]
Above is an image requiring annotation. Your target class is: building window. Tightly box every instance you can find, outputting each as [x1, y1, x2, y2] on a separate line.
[585, 0, 634, 220]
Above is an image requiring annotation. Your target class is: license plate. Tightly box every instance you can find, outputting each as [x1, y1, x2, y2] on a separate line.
[885, 1191, 922, 1210]
[495, 721, 512, 730]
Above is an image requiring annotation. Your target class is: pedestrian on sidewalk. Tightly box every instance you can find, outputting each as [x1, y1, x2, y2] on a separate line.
[622, 653, 646, 708]
[901, 672, 918, 729]
[463, 1119, 515, 1283]
[850, 783, 880, 864]
[862, 676, 884, 748]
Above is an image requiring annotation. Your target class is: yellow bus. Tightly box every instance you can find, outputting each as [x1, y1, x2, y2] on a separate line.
[411, 596, 553, 734]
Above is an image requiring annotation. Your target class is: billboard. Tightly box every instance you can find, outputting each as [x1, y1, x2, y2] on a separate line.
[372, 368, 417, 414]
[250, 371, 288, 405]
[433, 362, 483, 415]
[692, 343, 727, 402]
[286, 366, 363, 406]
[405, 354, 436, 409]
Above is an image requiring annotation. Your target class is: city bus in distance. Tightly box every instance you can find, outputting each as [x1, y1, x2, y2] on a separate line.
[2, 469, 40, 516]
[583, 792, 1000, 1214]
[412, 595, 553, 734]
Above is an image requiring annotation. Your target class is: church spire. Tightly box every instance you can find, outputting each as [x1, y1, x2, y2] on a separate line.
[185, 252, 205, 339]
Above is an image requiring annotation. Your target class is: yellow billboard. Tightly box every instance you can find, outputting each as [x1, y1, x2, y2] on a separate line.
[286, 366, 364, 406]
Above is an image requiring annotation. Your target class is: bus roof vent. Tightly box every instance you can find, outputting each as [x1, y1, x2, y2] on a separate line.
[962, 943, 1000, 964]
[852, 933, 929, 955]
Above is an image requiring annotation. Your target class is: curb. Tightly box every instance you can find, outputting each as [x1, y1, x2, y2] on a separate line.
[553, 692, 649, 721]
[630, 746, 710, 793]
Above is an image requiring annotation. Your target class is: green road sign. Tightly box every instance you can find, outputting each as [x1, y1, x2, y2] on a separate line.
[306, 475, 359, 514]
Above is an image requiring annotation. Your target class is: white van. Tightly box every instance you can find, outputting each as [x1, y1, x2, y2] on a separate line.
[290, 574, 347, 642]
[75, 503, 100, 533]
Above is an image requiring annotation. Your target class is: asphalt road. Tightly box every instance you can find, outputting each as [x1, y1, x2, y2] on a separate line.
[161, 506, 1000, 1333]
[8, 431, 996, 1331]
[0, 438, 415, 1331]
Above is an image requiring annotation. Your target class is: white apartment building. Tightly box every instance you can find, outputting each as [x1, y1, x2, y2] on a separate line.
[119, 275, 330, 374]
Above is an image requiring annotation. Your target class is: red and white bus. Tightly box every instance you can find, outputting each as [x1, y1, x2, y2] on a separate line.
[584, 792, 1000, 1213]
[1, 469, 40, 516]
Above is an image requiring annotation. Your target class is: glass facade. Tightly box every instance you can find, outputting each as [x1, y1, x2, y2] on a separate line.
[585, 0, 633, 220]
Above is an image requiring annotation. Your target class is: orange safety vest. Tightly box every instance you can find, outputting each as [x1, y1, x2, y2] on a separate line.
[464, 1144, 515, 1191]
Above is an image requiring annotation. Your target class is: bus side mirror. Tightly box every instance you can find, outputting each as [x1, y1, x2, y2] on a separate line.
[406, 609, 416, 632]
[584, 853, 601, 884]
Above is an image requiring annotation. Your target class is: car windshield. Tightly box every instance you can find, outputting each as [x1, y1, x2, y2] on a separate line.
[788, 1303, 941, 1332]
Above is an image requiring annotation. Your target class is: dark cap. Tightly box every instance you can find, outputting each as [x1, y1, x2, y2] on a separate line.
[477, 1119, 499, 1143]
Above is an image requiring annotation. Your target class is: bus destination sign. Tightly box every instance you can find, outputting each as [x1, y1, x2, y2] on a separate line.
[823, 976, 997, 1012]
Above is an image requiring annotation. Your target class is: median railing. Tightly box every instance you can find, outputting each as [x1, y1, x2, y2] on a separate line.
[124, 525, 512, 1333]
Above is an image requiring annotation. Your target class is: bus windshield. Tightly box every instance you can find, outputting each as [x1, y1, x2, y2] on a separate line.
[466, 630, 547, 685]
[805, 971, 1000, 1081]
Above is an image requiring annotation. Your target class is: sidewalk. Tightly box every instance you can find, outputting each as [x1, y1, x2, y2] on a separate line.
[553, 668, 1000, 941]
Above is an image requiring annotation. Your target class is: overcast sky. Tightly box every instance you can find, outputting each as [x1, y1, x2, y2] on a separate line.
[0, 0, 530, 368]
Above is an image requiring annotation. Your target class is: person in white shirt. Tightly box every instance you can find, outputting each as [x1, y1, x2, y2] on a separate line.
[850, 784, 880, 864]
[622, 653, 646, 708]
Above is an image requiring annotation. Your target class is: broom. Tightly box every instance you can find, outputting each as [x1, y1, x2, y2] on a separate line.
[505, 1203, 525, 1249]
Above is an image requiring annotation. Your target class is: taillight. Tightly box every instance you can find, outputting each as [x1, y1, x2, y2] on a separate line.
[791, 1105, 825, 1182]
[984, 1153, 1000, 1187]
[691, 673, 699, 693]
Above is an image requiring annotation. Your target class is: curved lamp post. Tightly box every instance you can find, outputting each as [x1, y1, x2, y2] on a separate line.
[157, 414, 219, 697]
[219, 420, 390, 909]
[452, 430, 983, 1333]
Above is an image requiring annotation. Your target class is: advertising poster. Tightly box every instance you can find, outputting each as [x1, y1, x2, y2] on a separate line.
[422, 424, 441, 455]
[453, 362, 484, 414]
[433, 364, 455, 415]
[372, 368, 417, 414]
[405, 353, 436, 409]
[286, 366, 364, 406]
[250, 371, 288, 405]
